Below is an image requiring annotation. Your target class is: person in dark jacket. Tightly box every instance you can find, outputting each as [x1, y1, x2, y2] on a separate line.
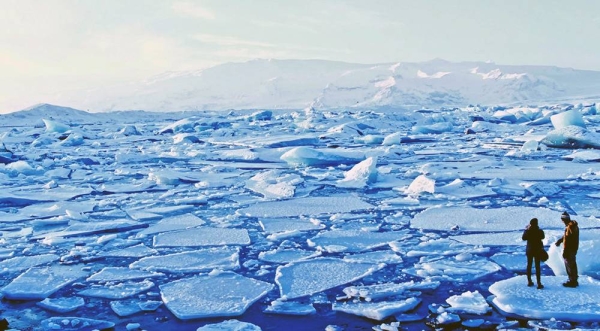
[555, 211, 579, 287]
[522, 218, 545, 289]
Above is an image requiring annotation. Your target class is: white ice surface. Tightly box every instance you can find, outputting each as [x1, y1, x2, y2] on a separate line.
[135, 213, 206, 237]
[258, 248, 321, 264]
[490, 275, 600, 322]
[86, 267, 164, 282]
[445, 290, 491, 315]
[131, 247, 240, 272]
[411, 206, 596, 232]
[78, 280, 155, 299]
[307, 229, 410, 253]
[275, 257, 384, 300]
[238, 196, 374, 217]
[0, 254, 59, 275]
[153, 227, 251, 247]
[196, 319, 262, 331]
[1, 265, 88, 300]
[264, 299, 316, 316]
[333, 297, 421, 321]
[37, 296, 85, 313]
[160, 272, 274, 319]
[258, 217, 324, 234]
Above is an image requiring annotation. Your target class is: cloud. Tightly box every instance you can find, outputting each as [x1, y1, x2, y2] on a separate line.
[172, 1, 215, 20]
[194, 34, 275, 48]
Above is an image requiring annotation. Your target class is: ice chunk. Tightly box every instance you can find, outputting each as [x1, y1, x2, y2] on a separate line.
[411, 122, 452, 134]
[0, 254, 59, 275]
[31, 219, 146, 240]
[489, 275, 600, 322]
[196, 319, 262, 331]
[435, 179, 496, 199]
[404, 256, 501, 282]
[520, 139, 539, 152]
[259, 218, 324, 234]
[42, 118, 70, 133]
[153, 227, 250, 247]
[342, 250, 403, 264]
[307, 230, 410, 253]
[280, 147, 362, 167]
[545, 231, 600, 277]
[1, 264, 88, 300]
[275, 257, 384, 300]
[563, 150, 600, 162]
[60, 132, 84, 146]
[131, 247, 240, 272]
[542, 125, 600, 149]
[342, 280, 440, 301]
[87, 267, 164, 282]
[40, 317, 115, 330]
[403, 238, 489, 257]
[246, 170, 302, 199]
[445, 290, 491, 314]
[110, 299, 162, 317]
[264, 299, 316, 315]
[411, 206, 572, 232]
[119, 125, 141, 136]
[336, 156, 378, 188]
[37, 296, 85, 313]
[489, 252, 524, 271]
[406, 175, 435, 195]
[98, 243, 158, 258]
[160, 272, 274, 319]
[258, 248, 321, 264]
[4, 160, 39, 175]
[78, 280, 154, 299]
[238, 196, 374, 217]
[333, 297, 421, 321]
[550, 109, 586, 129]
[136, 213, 206, 238]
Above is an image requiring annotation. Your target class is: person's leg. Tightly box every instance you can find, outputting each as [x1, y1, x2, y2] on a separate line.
[563, 253, 578, 287]
[526, 254, 534, 286]
[566, 254, 578, 284]
[535, 256, 543, 289]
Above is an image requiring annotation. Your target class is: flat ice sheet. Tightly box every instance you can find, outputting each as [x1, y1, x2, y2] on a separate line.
[1, 265, 88, 300]
[237, 196, 375, 217]
[153, 227, 250, 247]
[130, 247, 240, 272]
[490, 275, 600, 322]
[275, 257, 384, 300]
[411, 206, 596, 232]
[160, 272, 274, 320]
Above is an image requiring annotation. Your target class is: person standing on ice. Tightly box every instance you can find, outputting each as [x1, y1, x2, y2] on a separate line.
[522, 218, 545, 289]
[555, 211, 579, 288]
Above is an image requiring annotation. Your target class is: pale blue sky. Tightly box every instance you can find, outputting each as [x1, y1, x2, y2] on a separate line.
[1, 0, 599, 111]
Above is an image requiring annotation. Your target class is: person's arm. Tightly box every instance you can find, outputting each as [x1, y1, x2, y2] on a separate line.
[522, 228, 529, 241]
[555, 235, 564, 246]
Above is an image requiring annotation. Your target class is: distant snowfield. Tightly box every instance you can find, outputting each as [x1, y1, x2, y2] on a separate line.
[0, 102, 599, 330]
[12, 58, 600, 113]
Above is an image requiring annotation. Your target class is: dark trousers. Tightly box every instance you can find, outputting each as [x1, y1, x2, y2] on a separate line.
[526, 254, 541, 284]
[563, 253, 578, 283]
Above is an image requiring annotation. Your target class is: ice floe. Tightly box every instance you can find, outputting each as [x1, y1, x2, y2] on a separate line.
[160, 272, 274, 319]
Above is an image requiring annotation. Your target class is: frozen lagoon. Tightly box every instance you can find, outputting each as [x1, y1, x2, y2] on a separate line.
[0, 104, 599, 330]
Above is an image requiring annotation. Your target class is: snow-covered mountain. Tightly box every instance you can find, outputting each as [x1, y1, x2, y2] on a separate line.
[48, 59, 600, 112]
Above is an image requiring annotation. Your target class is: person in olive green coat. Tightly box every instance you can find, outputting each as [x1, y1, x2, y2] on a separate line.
[555, 211, 579, 288]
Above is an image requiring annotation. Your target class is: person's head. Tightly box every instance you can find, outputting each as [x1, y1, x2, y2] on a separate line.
[530, 218, 538, 227]
[561, 211, 570, 224]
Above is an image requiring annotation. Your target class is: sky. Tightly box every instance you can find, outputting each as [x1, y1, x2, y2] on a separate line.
[1, 0, 600, 113]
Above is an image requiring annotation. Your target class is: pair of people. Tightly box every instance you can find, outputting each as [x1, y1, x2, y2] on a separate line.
[522, 211, 579, 289]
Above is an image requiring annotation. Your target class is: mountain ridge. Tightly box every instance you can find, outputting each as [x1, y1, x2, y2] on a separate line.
[16, 59, 600, 112]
